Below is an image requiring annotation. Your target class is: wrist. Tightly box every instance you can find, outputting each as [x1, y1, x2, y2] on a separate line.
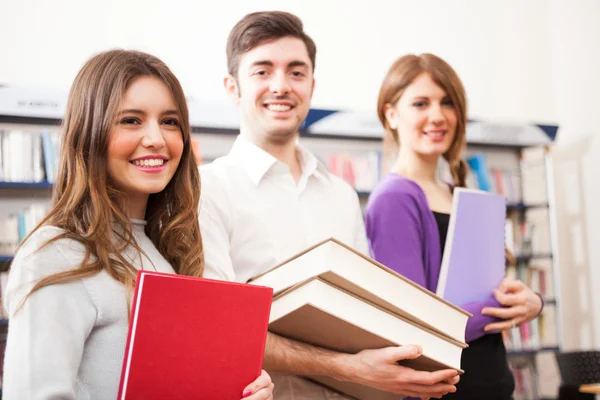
[330, 352, 356, 382]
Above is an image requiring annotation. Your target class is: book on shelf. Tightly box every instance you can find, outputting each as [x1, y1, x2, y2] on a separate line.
[249, 237, 471, 343]
[437, 188, 507, 305]
[249, 238, 469, 399]
[0, 204, 49, 254]
[461, 153, 522, 203]
[503, 263, 554, 352]
[510, 363, 538, 400]
[118, 271, 273, 400]
[326, 151, 381, 192]
[0, 128, 59, 184]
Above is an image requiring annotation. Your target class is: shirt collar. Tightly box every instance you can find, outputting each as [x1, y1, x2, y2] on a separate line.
[229, 134, 332, 186]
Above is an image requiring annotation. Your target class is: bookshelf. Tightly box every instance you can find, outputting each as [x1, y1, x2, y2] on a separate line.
[0, 86, 563, 399]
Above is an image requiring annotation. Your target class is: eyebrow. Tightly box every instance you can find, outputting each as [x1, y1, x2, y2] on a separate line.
[250, 60, 310, 69]
[118, 109, 179, 116]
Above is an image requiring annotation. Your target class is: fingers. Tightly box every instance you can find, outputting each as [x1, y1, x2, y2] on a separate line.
[482, 304, 526, 320]
[385, 344, 423, 362]
[446, 374, 460, 385]
[241, 370, 272, 399]
[400, 368, 460, 386]
[493, 289, 528, 307]
[400, 381, 457, 397]
[484, 318, 521, 332]
[241, 383, 274, 400]
[497, 276, 524, 292]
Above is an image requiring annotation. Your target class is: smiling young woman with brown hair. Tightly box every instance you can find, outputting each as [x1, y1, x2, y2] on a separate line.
[2, 49, 273, 400]
[366, 53, 544, 400]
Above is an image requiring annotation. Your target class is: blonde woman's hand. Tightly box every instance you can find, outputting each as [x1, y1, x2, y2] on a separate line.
[481, 277, 543, 332]
[241, 370, 274, 400]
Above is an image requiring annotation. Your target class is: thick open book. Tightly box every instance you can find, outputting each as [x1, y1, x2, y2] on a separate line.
[118, 271, 273, 400]
[250, 238, 470, 343]
[437, 188, 507, 305]
[269, 278, 467, 399]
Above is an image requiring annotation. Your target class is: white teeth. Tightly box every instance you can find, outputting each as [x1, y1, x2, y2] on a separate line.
[267, 104, 291, 112]
[133, 159, 165, 167]
[425, 132, 445, 137]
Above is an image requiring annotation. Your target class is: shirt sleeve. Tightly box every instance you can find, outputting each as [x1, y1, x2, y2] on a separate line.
[365, 190, 429, 288]
[351, 191, 370, 256]
[198, 168, 236, 282]
[3, 241, 96, 399]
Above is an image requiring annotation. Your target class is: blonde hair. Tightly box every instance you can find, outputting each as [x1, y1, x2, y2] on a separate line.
[377, 53, 468, 187]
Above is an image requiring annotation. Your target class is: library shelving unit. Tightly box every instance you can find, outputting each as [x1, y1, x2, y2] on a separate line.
[0, 86, 562, 399]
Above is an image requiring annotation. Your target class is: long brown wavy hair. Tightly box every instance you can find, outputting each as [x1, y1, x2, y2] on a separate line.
[377, 53, 468, 188]
[15, 49, 204, 310]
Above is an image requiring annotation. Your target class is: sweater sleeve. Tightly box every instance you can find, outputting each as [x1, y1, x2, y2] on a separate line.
[461, 298, 503, 342]
[366, 189, 429, 288]
[3, 234, 96, 399]
[366, 185, 503, 343]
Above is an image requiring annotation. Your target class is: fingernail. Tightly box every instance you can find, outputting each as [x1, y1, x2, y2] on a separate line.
[243, 391, 252, 398]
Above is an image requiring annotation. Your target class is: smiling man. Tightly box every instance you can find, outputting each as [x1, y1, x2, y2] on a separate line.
[199, 11, 460, 400]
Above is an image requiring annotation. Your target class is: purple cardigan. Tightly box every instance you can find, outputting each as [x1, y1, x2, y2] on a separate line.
[365, 173, 502, 343]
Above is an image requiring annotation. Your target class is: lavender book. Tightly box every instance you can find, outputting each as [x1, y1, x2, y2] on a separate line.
[436, 188, 507, 305]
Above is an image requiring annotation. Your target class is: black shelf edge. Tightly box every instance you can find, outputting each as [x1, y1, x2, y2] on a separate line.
[507, 346, 560, 356]
[0, 114, 62, 126]
[515, 253, 553, 264]
[506, 202, 549, 211]
[545, 298, 557, 306]
[0, 181, 53, 189]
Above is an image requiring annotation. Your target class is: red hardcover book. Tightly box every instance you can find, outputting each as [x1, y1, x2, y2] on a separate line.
[117, 270, 273, 400]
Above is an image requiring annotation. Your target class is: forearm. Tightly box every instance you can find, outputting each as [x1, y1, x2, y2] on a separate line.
[462, 296, 502, 342]
[263, 332, 352, 380]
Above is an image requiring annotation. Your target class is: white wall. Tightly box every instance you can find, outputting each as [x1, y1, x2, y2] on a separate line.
[1, 0, 599, 348]
[550, 0, 600, 350]
[0, 0, 555, 123]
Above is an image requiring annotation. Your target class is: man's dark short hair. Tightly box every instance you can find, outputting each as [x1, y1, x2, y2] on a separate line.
[226, 11, 317, 78]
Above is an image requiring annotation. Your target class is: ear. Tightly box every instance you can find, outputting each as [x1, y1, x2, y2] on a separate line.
[310, 77, 316, 98]
[224, 74, 240, 104]
[383, 103, 398, 129]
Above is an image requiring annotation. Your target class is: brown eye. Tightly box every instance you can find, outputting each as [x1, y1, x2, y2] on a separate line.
[162, 118, 180, 126]
[120, 117, 140, 125]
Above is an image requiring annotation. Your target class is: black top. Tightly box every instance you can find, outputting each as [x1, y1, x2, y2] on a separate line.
[432, 211, 515, 400]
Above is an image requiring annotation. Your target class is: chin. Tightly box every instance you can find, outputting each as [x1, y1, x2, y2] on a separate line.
[265, 128, 298, 143]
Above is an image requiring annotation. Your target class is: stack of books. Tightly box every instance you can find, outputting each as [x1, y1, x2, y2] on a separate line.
[249, 238, 471, 399]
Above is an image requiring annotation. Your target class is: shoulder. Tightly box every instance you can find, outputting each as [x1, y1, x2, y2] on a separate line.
[327, 173, 360, 199]
[200, 155, 241, 183]
[368, 174, 427, 211]
[5, 226, 91, 311]
[15, 226, 86, 271]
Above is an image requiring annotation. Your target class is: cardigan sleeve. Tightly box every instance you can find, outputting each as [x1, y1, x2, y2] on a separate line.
[366, 182, 504, 343]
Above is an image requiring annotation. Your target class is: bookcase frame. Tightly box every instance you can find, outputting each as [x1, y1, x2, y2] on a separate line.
[0, 94, 562, 399]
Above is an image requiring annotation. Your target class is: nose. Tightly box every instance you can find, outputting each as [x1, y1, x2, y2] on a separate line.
[269, 71, 291, 95]
[429, 103, 445, 125]
[141, 122, 166, 149]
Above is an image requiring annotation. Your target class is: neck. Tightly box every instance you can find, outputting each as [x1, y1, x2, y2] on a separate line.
[392, 149, 440, 184]
[241, 127, 303, 183]
[124, 194, 148, 220]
